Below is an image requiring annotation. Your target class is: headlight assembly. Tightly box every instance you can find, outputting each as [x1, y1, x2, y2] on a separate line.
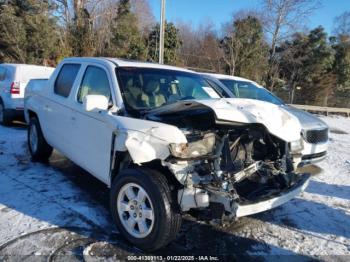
[169, 133, 216, 158]
[290, 139, 304, 152]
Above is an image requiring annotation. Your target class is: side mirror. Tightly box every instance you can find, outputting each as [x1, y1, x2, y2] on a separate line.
[83, 95, 109, 112]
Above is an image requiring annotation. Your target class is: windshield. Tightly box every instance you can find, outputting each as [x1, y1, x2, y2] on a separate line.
[203, 76, 233, 98]
[117, 67, 221, 111]
[219, 79, 285, 105]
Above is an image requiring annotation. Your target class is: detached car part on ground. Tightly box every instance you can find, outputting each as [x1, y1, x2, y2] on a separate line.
[24, 58, 310, 251]
[202, 73, 329, 166]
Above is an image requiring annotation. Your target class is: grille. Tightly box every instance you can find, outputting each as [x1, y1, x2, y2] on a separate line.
[304, 128, 328, 144]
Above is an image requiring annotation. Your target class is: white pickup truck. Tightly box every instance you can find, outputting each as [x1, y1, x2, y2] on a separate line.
[25, 57, 309, 251]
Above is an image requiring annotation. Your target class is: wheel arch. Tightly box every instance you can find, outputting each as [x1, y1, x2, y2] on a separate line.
[25, 108, 39, 124]
[27, 110, 53, 149]
[27, 109, 38, 119]
[110, 151, 182, 191]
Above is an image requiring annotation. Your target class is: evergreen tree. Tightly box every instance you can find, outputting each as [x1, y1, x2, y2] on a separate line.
[331, 35, 350, 90]
[279, 27, 335, 105]
[328, 33, 350, 107]
[147, 22, 182, 65]
[109, 0, 146, 59]
[68, 7, 95, 57]
[0, 0, 60, 65]
[221, 16, 269, 82]
[0, 2, 27, 63]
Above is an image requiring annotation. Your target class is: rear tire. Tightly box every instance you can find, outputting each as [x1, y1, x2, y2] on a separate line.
[110, 168, 182, 251]
[0, 100, 11, 126]
[28, 117, 53, 162]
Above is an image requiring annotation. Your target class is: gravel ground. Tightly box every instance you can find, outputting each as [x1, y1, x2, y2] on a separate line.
[0, 115, 349, 261]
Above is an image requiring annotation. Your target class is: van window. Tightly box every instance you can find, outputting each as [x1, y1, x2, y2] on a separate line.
[0, 67, 6, 81]
[54, 64, 81, 97]
[77, 66, 111, 103]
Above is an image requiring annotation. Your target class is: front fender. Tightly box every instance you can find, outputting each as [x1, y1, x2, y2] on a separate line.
[108, 115, 187, 164]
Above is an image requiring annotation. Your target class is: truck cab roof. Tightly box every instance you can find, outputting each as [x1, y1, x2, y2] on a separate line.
[62, 57, 195, 73]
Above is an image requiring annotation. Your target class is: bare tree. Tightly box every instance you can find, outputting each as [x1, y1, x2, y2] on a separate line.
[333, 11, 350, 37]
[220, 21, 240, 76]
[53, 0, 71, 26]
[261, 0, 321, 90]
[131, 0, 156, 36]
[177, 22, 198, 67]
[88, 0, 119, 56]
[177, 21, 223, 72]
[53, 0, 117, 27]
[195, 22, 224, 72]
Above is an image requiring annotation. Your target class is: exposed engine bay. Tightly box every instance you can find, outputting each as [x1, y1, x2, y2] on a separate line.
[144, 100, 309, 219]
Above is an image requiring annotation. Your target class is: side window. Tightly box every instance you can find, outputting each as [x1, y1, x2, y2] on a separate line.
[54, 64, 81, 97]
[0, 67, 6, 81]
[77, 66, 111, 103]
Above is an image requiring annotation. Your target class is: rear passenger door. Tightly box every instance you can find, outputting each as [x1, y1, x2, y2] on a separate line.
[41, 63, 81, 157]
[68, 64, 114, 184]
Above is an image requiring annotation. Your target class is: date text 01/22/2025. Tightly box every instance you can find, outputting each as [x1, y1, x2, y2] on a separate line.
[126, 256, 220, 261]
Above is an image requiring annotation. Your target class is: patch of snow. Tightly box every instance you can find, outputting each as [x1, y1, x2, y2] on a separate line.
[242, 115, 350, 257]
[0, 124, 114, 256]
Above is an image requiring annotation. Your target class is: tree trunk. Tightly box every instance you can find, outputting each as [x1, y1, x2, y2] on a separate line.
[290, 86, 295, 104]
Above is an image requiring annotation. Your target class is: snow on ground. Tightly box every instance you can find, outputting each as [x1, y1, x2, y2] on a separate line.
[237, 115, 350, 257]
[0, 115, 349, 260]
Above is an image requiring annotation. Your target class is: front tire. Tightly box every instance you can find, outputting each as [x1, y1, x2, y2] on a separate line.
[0, 100, 11, 126]
[28, 117, 53, 162]
[110, 168, 182, 251]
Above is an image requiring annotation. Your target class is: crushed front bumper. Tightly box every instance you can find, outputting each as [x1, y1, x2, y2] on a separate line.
[300, 151, 327, 166]
[234, 173, 310, 217]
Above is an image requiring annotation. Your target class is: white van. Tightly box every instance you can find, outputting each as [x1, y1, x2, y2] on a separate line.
[0, 63, 55, 125]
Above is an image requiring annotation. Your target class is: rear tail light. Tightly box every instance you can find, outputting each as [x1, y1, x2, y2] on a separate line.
[10, 82, 20, 94]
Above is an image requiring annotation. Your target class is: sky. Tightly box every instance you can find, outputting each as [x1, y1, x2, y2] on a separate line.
[148, 0, 350, 35]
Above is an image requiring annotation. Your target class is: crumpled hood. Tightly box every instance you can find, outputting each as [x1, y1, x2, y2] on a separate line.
[109, 98, 302, 165]
[197, 98, 302, 142]
[281, 105, 328, 131]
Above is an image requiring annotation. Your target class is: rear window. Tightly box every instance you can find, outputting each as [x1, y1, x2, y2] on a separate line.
[54, 64, 81, 97]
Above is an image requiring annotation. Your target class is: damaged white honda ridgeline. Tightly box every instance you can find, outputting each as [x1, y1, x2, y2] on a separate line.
[24, 57, 310, 251]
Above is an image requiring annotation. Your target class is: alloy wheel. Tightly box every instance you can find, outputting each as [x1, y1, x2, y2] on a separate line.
[117, 183, 155, 238]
